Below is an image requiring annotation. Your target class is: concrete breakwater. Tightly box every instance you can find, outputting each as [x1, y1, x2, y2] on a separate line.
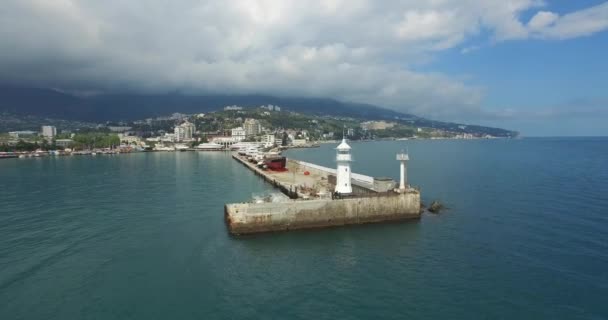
[226, 193, 420, 234]
[226, 154, 421, 234]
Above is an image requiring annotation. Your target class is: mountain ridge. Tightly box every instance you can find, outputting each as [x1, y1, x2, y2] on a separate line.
[0, 86, 516, 137]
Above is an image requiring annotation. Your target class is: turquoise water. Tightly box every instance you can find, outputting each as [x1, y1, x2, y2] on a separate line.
[1, 138, 607, 319]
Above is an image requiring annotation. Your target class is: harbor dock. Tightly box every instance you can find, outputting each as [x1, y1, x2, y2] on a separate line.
[225, 141, 421, 234]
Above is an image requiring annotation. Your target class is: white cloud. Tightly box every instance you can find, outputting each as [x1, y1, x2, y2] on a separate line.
[528, 11, 560, 30]
[531, 3, 608, 39]
[0, 0, 607, 120]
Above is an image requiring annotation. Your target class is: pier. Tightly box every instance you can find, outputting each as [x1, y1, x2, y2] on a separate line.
[225, 139, 421, 234]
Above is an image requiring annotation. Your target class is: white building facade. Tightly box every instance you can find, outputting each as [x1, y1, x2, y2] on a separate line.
[243, 118, 262, 137]
[261, 134, 275, 146]
[41, 126, 57, 140]
[174, 121, 196, 142]
[231, 127, 246, 142]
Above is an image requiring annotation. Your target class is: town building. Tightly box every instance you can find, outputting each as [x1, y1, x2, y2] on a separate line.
[55, 139, 74, 148]
[361, 121, 395, 130]
[322, 132, 334, 139]
[8, 131, 37, 139]
[118, 133, 141, 145]
[224, 105, 243, 111]
[162, 133, 177, 142]
[260, 104, 281, 112]
[41, 126, 57, 140]
[231, 127, 246, 142]
[292, 138, 307, 146]
[174, 121, 196, 142]
[261, 134, 275, 146]
[147, 133, 177, 143]
[107, 126, 132, 133]
[243, 118, 262, 137]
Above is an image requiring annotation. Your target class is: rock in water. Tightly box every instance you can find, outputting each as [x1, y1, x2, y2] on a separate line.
[428, 200, 444, 213]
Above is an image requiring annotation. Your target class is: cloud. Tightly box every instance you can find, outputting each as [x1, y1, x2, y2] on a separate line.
[528, 11, 560, 30]
[0, 0, 607, 121]
[529, 3, 608, 39]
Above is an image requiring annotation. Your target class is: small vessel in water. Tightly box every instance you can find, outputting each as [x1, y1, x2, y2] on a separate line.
[153, 145, 175, 152]
[0, 152, 18, 159]
[196, 142, 224, 151]
[174, 144, 190, 151]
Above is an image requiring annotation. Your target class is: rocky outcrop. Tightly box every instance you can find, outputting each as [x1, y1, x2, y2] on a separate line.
[428, 200, 445, 213]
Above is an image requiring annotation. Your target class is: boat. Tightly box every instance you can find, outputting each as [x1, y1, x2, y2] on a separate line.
[196, 142, 224, 151]
[0, 152, 18, 159]
[230, 142, 250, 150]
[153, 145, 175, 152]
[244, 147, 261, 162]
[264, 156, 287, 171]
[230, 142, 261, 151]
[174, 144, 190, 151]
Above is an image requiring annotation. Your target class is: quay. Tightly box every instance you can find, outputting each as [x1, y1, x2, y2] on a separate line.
[225, 139, 421, 235]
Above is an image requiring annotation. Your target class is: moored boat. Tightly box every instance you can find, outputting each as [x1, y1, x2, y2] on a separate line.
[196, 142, 224, 151]
[264, 156, 287, 171]
[175, 144, 190, 151]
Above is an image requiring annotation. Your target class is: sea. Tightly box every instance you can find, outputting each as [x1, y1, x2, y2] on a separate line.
[1, 138, 607, 320]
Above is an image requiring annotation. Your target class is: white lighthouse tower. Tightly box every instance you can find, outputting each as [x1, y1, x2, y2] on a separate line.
[335, 138, 353, 194]
[396, 149, 409, 191]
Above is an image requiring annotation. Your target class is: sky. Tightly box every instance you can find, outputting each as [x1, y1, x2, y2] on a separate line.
[0, 0, 607, 136]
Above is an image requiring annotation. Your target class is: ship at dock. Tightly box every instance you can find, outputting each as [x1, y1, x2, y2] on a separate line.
[195, 142, 224, 151]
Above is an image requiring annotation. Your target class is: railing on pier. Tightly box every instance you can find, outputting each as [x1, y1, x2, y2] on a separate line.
[296, 160, 374, 185]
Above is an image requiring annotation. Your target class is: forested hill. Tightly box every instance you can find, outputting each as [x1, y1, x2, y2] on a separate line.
[0, 87, 517, 137]
[0, 87, 410, 121]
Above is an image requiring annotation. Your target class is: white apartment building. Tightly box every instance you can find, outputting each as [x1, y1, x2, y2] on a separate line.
[41, 126, 57, 140]
[261, 134, 276, 146]
[231, 127, 246, 142]
[55, 139, 73, 148]
[243, 118, 262, 137]
[174, 121, 196, 142]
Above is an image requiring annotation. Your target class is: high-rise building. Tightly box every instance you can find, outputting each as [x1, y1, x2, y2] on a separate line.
[243, 118, 262, 137]
[41, 126, 57, 140]
[174, 121, 196, 142]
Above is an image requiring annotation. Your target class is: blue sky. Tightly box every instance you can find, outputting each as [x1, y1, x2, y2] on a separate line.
[421, 1, 608, 135]
[0, 0, 606, 136]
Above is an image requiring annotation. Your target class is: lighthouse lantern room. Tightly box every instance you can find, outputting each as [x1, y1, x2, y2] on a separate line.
[335, 138, 353, 194]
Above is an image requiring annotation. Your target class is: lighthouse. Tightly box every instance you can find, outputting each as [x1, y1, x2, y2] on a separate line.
[335, 138, 353, 194]
[396, 149, 409, 191]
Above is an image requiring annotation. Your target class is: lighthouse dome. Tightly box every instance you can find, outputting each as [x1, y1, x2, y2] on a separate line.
[336, 138, 351, 150]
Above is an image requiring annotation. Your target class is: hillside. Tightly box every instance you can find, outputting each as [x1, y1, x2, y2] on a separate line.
[0, 87, 517, 137]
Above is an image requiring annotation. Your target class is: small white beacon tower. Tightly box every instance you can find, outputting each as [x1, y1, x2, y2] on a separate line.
[335, 138, 353, 194]
[396, 149, 409, 191]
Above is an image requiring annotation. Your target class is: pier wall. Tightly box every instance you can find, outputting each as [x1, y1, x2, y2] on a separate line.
[225, 192, 420, 235]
